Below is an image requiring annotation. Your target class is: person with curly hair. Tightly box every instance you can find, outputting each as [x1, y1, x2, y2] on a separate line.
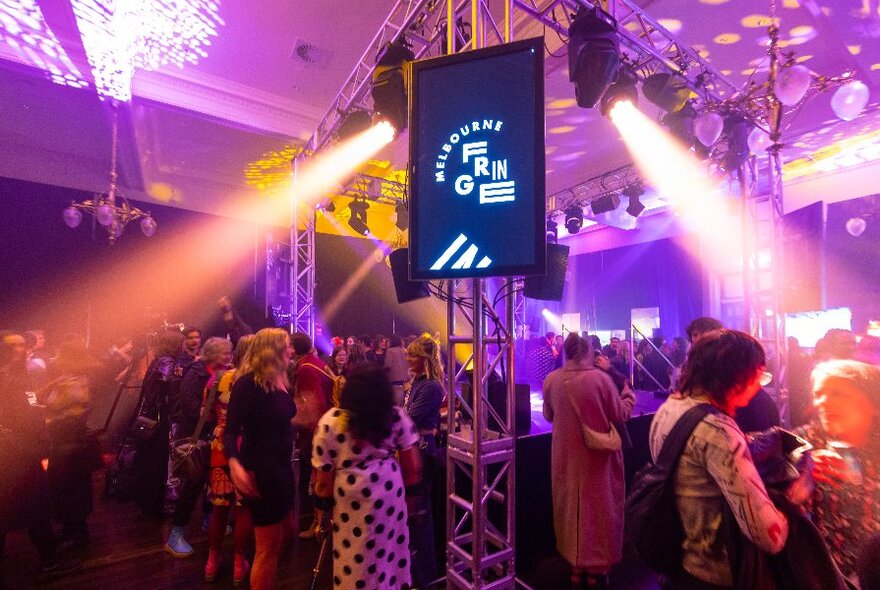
[797, 359, 880, 582]
[312, 363, 423, 589]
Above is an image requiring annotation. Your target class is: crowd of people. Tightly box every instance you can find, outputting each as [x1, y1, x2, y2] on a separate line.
[542, 318, 880, 589]
[2, 309, 880, 589]
[0, 315, 451, 589]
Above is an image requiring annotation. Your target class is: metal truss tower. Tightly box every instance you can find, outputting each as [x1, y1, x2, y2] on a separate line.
[294, 1, 753, 588]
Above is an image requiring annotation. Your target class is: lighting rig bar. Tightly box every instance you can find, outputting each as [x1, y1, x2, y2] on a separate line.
[306, 0, 737, 158]
[545, 163, 639, 215]
[336, 173, 407, 206]
[305, 0, 440, 153]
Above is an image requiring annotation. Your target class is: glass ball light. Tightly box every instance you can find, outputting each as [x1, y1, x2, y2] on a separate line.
[63, 206, 83, 228]
[95, 203, 115, 226]
[140, 216, 157, 237]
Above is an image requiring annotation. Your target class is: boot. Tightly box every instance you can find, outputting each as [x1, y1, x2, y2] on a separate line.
[204, 549, 222, 582]
[233, 554, 251, 587]
[164, 526, 194, 558]
[297, 509, 321, 540]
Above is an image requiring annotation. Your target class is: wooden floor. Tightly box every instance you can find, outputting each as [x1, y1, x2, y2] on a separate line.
[0, 470, 659, 590]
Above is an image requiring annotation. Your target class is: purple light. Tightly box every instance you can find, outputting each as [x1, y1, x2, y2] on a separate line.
[71, 0, 225, 101]
[0, 0, 88, 89]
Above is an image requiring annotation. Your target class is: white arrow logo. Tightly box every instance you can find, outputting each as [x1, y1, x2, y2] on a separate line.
[430, 233, 493, 271]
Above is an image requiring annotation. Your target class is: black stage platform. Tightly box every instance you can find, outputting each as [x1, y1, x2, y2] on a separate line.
[515, 389, 662, 572]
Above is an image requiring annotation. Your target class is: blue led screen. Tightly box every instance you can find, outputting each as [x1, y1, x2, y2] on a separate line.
[409, 38, 545, 279]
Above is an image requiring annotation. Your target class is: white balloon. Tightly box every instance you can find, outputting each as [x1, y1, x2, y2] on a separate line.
[776, 64, 812, 106]
[695, 112, 724, 147]
[832, 81, 869, 121]
[846, 217, 867, 237]
[748, 127, 772, 154]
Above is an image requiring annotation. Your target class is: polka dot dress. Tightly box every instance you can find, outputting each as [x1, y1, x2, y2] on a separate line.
[312, 406, 419, 589]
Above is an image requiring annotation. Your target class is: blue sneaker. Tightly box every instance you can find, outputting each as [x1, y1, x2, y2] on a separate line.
[164, 526, 193, 558]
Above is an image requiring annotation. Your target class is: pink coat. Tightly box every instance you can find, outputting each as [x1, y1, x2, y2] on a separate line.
[543, 360, 635, 569]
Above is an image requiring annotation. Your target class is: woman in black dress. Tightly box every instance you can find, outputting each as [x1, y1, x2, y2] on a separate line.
[224, 328, 296, 590]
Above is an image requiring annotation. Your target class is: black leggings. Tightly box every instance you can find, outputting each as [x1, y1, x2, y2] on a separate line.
[0, 518, 56, 565]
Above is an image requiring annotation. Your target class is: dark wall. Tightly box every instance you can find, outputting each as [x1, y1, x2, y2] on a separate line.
[826, 194, 880, 331]
[314, 233, 449, 340]
[527, 236, 704, 340]
[0, 177, 269, 349]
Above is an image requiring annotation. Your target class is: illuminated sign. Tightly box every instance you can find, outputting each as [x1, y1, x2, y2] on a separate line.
[409, 38, 545, 279]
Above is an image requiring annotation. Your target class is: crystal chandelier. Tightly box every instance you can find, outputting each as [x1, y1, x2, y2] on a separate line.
[62, 107, 156, 243]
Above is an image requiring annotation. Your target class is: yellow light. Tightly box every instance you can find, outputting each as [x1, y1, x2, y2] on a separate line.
[741, 15, 774, 28]
[848, 45, 862, 55]
[547, 98, 577, 109]
[657, 19, 682, 34]
[549, 125, 576, 134]
[713, 33, 741, 44]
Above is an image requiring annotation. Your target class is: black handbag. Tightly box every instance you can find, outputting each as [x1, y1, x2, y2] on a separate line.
[625, 403, 719, 576]
[131, 415, 159, 441]
[170, 381, 218, 483]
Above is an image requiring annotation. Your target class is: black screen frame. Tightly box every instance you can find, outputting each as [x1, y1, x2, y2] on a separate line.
[408, 37, 546, 280]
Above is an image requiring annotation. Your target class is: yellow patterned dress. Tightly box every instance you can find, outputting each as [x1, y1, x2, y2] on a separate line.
[207, 370, 239, 506]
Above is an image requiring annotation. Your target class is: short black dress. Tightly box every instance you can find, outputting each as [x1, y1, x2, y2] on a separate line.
[223, 373, 296, 527]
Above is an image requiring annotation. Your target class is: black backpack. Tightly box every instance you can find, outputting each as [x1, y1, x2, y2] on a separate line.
[625, 403, 719, 576]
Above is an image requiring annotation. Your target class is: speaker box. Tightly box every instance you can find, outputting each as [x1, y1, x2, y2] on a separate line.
[459, 381, 532, 436]
[523, 243, 569, 301]
[389, 248, 430, 304]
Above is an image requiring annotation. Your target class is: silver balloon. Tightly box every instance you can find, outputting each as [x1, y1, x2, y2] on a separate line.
[140, 216, 157, 237]
[695, 112, 724, 147]
[832, 81, 869, 121]
[776, 64, 812, 106]
[95, 203, 115, 226]
[62, 206, 83, 228]
[748, 126, 771, 154]
[846, 217, 867, 237]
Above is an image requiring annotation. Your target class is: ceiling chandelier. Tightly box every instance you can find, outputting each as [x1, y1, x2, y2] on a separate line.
[62, 106, 156, 243]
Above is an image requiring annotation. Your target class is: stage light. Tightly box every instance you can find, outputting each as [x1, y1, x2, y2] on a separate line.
[564, 205, 584, 235]
[546, 218, 558, 243]
[625, 195, 646, 218]
[371, 38, 413, 134]
[394, 202, 408, 231]
[336, 109, 373, 142]
[591, 193, 620, 215]
[568, 5, 620, 109]
[642, 72, 690, 113]
[316, 198, 336, 213]
[348, 199, 370, 235]
[721, 113, 753, 171]
[599, 69, 638, 118]
[661, 103, 697, 147]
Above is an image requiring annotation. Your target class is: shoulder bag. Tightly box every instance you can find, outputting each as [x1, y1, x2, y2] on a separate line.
[563, 373, 622, 452]
[625, 403, 719, 576]
[170, 381, 218, 483]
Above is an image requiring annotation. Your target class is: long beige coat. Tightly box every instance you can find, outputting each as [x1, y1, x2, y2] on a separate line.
[543, 361, 635, 569]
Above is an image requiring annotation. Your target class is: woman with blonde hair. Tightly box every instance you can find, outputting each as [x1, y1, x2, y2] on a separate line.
[403, 333, 446, 586]
[204, 334, 255, 584]
[223, 328, 296, 590]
